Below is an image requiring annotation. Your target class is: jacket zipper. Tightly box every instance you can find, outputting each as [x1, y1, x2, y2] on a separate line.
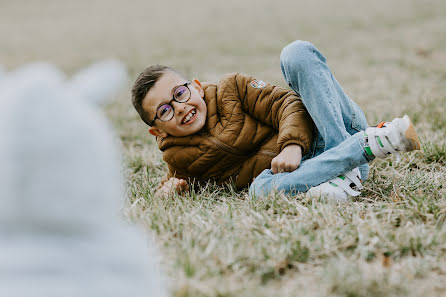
[207, 136, 247, 156]
[207, 135, 277, 158]
[257, 149, 277, 157]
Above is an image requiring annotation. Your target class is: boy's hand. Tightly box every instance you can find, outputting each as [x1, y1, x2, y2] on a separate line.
[156, 177, 189, 197]
[271, 144, 302, 174]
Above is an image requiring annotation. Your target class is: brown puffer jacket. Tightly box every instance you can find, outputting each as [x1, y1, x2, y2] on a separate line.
[158, 73, 314, 190]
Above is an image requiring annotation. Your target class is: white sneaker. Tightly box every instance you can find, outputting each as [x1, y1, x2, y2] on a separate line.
[365, 115, 421, 161]
[306, 168, 363, 202]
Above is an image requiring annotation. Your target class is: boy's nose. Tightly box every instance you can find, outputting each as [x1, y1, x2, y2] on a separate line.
[172, 101, 186, 115]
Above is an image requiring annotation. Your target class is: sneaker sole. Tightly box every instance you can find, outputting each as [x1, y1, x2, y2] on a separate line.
[401, 115, 421, 151]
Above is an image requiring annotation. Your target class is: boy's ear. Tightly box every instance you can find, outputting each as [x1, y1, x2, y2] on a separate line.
[148, 127, 168, 138]
[192, 79, 204, 98]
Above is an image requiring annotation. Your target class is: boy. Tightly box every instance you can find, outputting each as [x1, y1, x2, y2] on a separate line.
[131, 40, 421, 201]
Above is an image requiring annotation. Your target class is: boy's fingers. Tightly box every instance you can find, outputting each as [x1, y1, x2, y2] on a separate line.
[272, 155, 303, 174]
[279, 161, 287, 172]
[271, 164, 278, 174]
[276, 163, 286, 173]
[178, 179, 187, 188]
[176, 179, 189, 192]
[181, 181, 189, 191]
[272, 158, 281, 174]
[161, 185, 171, 196]
[171, 178, 182, 185]
[166, 177, 178, 187]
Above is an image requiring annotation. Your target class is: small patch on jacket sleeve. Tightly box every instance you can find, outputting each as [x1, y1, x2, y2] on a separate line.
[250, 79, 267, 89]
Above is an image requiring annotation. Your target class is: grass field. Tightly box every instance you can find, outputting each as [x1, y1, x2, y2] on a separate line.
[2, 0, 446, 296]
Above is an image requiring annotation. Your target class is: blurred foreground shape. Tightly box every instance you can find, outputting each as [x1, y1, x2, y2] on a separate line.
[0, 62, 168, 297]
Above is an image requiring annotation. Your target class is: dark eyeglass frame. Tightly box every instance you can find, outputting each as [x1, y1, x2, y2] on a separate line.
[148, 82, 191, 126]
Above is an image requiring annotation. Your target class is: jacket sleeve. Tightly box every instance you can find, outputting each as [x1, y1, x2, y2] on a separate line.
[159, 166, 174, 187]
[224, 73, 314, 155]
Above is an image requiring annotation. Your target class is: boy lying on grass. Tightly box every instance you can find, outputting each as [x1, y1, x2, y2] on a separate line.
[131, 40, 421, 201]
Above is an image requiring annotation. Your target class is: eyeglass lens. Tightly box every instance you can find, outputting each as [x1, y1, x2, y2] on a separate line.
[156, 104, 174, 121]
[174, 85, 190, 102]
[155, 84, 191, 121]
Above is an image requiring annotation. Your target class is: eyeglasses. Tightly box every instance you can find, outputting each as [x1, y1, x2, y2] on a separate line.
[148, 82, 191, 126]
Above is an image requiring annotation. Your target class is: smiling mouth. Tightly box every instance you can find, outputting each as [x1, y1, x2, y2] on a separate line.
[182, 109, 196, 124]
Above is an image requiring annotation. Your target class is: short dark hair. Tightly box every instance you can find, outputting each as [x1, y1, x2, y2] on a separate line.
[131, 65, 184, 126]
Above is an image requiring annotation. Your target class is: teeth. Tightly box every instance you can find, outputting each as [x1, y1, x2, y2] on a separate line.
[182, 109, 196, 124]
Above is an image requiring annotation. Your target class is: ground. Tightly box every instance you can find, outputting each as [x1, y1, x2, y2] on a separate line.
[1, 0, 446, 296]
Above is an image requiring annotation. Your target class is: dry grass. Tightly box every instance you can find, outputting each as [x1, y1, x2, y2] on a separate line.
[2, 0, 446, 296]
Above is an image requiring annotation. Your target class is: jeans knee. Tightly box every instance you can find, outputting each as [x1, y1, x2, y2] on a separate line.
[281, 41, 315, 67]
[280, 40, 325, 87]
[248, 179, 263, 200]
[249, 169, 273, 199]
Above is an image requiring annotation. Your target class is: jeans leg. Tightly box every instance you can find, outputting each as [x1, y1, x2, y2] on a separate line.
[248, 41, 376, 198]
[280, 40, 371, 182]
[280, 40, 368, 150]
[249, 131, 373, 198]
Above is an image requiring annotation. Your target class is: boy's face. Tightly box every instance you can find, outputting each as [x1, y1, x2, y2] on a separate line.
[143, 71, 207, 137]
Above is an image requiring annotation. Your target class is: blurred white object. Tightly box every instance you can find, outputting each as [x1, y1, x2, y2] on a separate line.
[0, 65, 5, 81]
[66, 60, 128, 105]
[0, 62, 65, 100]
[0, 62, 168, 297]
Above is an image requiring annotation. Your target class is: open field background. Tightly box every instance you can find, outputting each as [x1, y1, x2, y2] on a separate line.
[2, 0, 446, 296]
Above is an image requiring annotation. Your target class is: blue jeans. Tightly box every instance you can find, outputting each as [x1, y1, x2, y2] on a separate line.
[249, 40, 374, 198]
